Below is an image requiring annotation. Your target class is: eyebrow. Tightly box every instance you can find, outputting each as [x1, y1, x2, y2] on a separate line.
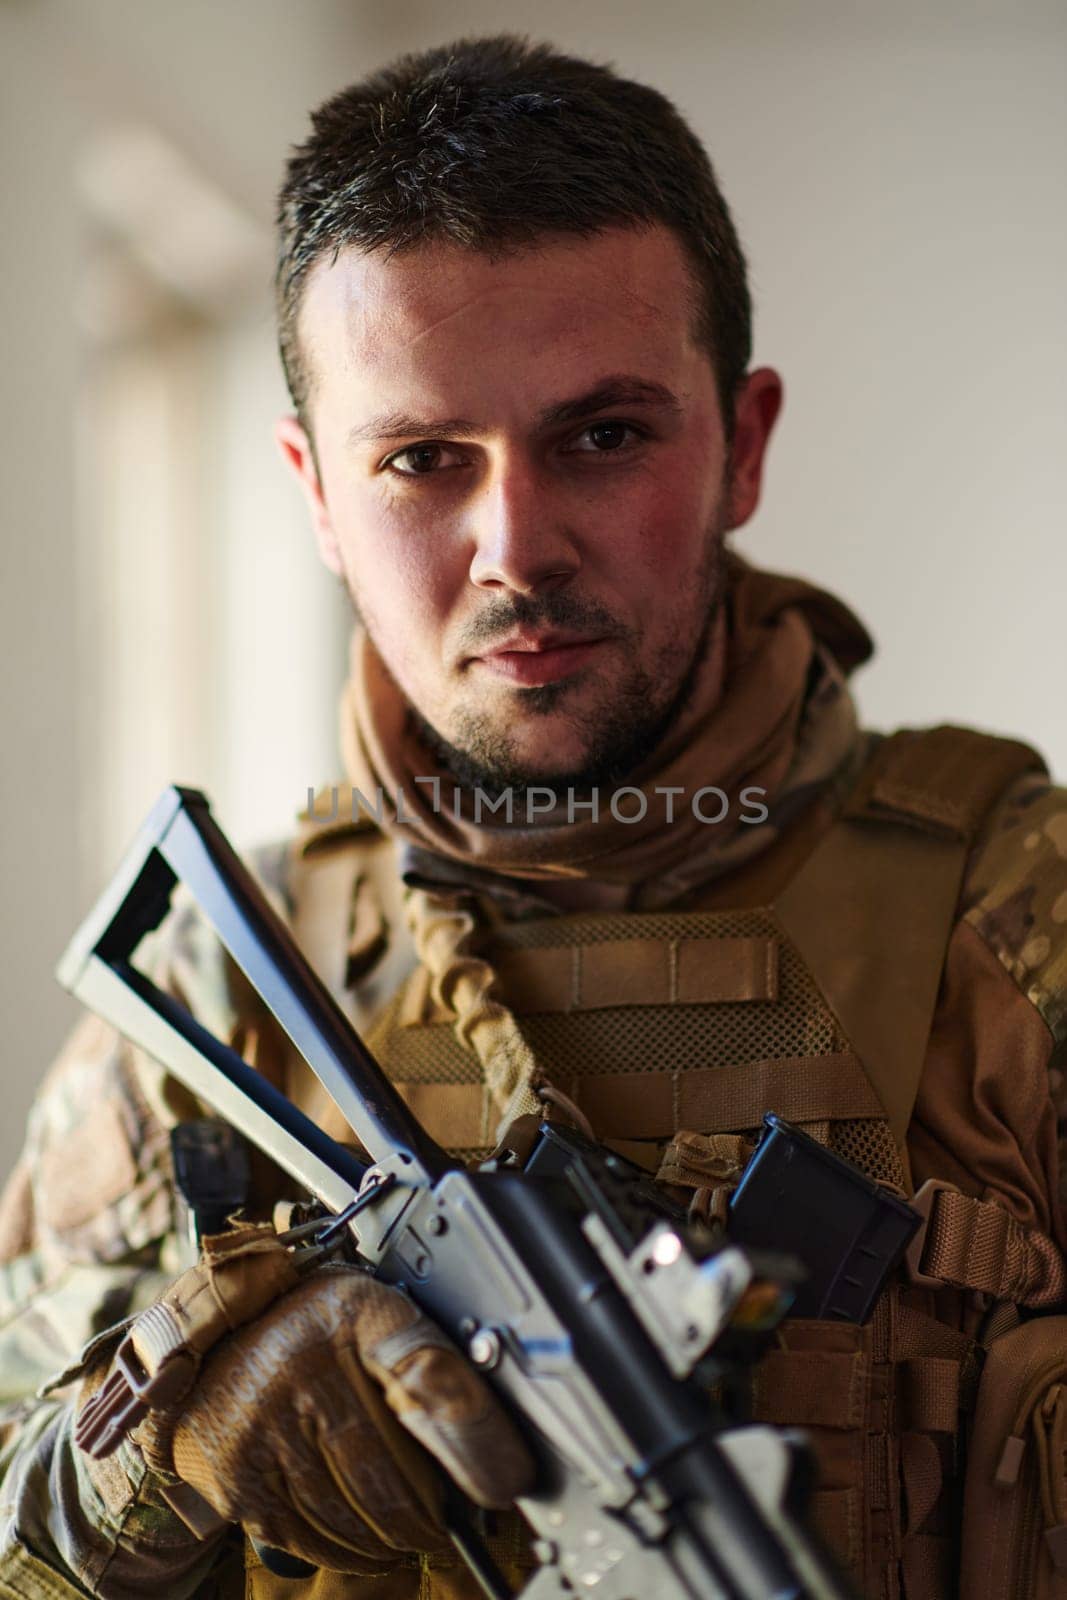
[346, 375, 684, 447]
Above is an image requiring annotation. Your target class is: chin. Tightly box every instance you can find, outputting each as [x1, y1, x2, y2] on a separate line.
[505, 733, 590, 778]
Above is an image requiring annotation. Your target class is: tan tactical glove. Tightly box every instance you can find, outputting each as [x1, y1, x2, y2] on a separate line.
[135, 1262, 536, 1574]
[75, 1223, 535, 1576]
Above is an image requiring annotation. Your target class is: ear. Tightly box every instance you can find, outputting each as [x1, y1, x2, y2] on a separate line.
[274, 415, 344, 577]
[724, 367, 784, 531]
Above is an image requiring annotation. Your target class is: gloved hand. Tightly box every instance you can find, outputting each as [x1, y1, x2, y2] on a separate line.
[135, 1263, 536, 1574]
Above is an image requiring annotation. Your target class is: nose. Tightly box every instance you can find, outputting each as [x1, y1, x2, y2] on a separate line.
[467, 458, 580, 595]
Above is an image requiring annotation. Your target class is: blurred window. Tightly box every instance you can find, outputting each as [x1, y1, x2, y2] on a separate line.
[75, 127, 346, 879]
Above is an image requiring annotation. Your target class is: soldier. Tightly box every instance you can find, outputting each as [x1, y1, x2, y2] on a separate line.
[2, 34, 1065, 1600]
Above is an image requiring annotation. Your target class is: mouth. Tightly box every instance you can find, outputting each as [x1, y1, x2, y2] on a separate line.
[470, 632, 610, 687]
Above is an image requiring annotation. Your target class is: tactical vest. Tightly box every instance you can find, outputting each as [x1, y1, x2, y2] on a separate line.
[257, 726, 1067, 1600]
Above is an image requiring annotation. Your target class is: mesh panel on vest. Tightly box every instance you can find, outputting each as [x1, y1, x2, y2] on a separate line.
[492, 906, 795, 948]
[499, 909, 845, 1074]
[364, 989, 485, 1086]
[826, 1117, 904, 1190]
[361, 911, 909, 1174]
[374, 909, 844, 1083]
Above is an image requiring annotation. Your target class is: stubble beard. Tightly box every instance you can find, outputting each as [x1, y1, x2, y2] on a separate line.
[352, 514, 730, 801]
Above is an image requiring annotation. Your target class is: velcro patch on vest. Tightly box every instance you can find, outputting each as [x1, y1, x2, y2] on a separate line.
[842, 725, 1044, 839]
[491, 936, 779, 1015]
[752, 1349, 870, 1430]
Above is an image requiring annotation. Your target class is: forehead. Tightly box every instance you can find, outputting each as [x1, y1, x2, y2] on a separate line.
[296, 224, 709, 423]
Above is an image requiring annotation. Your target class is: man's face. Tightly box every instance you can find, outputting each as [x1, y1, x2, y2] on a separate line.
[279, 224, 780, 790]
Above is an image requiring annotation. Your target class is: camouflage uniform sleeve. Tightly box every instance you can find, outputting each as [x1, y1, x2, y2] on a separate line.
[960, 770, 1067, 1220]
[0, 864, 272, 1596]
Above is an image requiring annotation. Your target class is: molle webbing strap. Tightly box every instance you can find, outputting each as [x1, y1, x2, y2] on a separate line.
[773, 725, 1044, 1151]
[288, 819, 419, 1140]
[393, 1050, 881, 1146]
[752, 1349, 870, 1430]
[568, 1051, 882, 1137]
[286, 838, 366, 1131]
[493, 935, 778, 1013]
[291, 831, 381, 1003]
[294, 791, 422, 1011]
[897, 1358, 961, 1434]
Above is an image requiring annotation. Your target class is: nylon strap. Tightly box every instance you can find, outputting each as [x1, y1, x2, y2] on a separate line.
[751, 1349, 869, 1429]
[897, 1357, 960, 1434]
[890, 1303, 983, 1415]
[288, 819, 419, 1138]
[394, 1050, 880, 1143]
[287, 834, 365, 1129]
[901, 1434, 944, 1535]
[291, 827, 365, 1003]
[293, 795, 419, 1017]
[916, 1187, 1067, 1308]
[490, 935, 778, 1015]
[773, 725, 1043, 1150]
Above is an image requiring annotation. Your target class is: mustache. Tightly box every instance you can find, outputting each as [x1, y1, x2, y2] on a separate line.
[456, 592, 625, 653]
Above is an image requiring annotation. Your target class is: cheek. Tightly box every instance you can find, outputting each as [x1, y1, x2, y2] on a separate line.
[336, 493, 461, 661]
[613, 478, 720, 588]
[602, 423, 723, 567]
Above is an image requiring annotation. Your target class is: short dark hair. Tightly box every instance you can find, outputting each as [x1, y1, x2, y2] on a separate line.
[276, 35, 752, 432]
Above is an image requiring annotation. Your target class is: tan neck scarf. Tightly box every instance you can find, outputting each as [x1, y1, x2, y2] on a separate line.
[338, 553, 873, 901]
[335, 555, 873, 1134]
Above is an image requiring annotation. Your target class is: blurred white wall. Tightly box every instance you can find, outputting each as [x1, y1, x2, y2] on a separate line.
[1, 7, 85, 1175]
[0, 0, 366, 1176]
[1, 0, 1064, 1177]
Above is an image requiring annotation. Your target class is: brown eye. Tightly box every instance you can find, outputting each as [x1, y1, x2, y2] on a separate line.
[587, 421, 628, 450]
[394, 444, 444, 475]
[565, 421, 642, 456]
[385, 441, 470, 477]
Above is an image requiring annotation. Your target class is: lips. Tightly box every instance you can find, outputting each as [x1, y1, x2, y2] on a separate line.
[472, 633, 609, 687]
[485, 630, 601, 656]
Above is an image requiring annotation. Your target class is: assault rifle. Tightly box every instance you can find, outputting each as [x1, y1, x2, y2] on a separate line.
[57, 786, 885, 1600]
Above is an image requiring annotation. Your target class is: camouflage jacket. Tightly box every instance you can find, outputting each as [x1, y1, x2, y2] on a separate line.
[1, 755, 1065, 1599]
